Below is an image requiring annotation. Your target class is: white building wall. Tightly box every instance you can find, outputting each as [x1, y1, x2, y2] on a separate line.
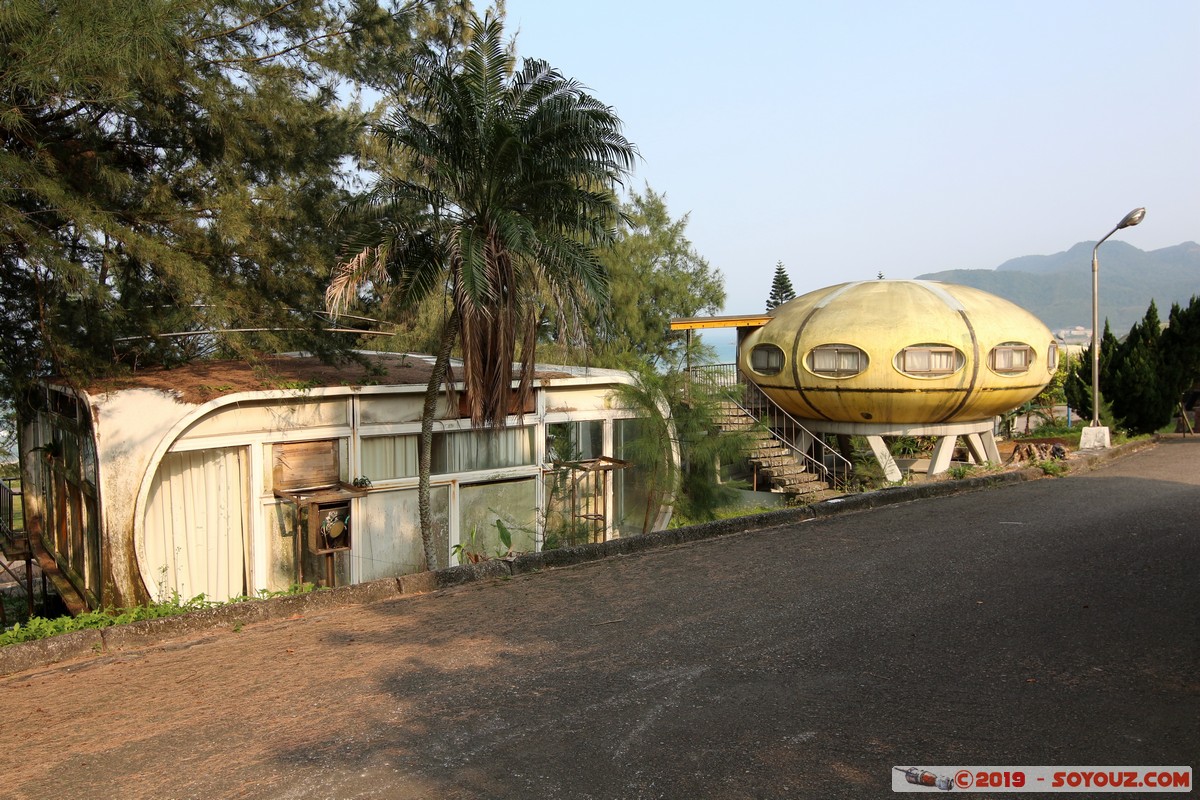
[75, 373, 645, 605]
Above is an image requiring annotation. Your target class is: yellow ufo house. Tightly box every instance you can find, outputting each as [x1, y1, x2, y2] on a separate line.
[737, 280, 1057, 480]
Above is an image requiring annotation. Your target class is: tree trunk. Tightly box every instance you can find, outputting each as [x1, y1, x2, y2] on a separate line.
[418, 312, 461, 573]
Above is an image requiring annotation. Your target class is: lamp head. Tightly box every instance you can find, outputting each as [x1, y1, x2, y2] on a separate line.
[1117, 207, 1146, 229]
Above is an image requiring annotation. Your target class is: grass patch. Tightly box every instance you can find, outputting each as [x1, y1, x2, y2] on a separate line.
[1033, 459, 1069, 477]
[1018, 421, 1151, 449]
[668, 503, 778, 528]
[1, 583, 317, 647]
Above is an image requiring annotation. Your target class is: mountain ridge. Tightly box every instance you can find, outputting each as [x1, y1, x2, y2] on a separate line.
[916, 241, 1200, 333]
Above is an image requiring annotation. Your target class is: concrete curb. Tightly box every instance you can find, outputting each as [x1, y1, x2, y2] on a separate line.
[0, 437, 1155, 678]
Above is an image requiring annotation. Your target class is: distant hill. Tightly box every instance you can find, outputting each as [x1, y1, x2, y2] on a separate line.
[917, 241, 1200, 334]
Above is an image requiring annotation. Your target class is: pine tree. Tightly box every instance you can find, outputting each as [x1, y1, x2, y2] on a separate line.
[1067, 320, 1119, 425]
[1107, 299, 1193, 435]
[585, 188, 725, 368]
[1107, 302, 1161, 434]
[1162, 296, 1200, 403]
[766, 261, 796, 311]
[1, 0, 468, 410]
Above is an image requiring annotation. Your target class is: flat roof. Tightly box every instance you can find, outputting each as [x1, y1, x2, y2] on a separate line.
[669, 314, 772, 331]
[74, 352, 602, 405]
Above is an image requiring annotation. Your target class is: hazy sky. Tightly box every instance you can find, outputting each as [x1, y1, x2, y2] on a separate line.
[502, 0, 1199, 319]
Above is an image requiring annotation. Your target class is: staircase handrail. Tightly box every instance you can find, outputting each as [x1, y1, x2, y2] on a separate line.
[688, 363, 853, 487]
[736, 382, 853, 487]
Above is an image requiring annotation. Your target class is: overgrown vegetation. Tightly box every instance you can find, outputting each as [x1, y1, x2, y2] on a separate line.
[0, 584, 317, 647]
[612, 352, 753, 531]
[946, 464, 977, 480]
[1067, 295, 1200, 436]
[1032, 459, 1069, 477]
[325, 11, 637, 570]
[1, 0, 478, 411]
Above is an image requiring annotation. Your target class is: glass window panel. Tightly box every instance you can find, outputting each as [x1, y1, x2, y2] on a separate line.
[354, 486, 449, 579]
[989, 344, 1033, 374]
[808, 344, 867, 377]
[929, 349, 955, 371]
[433, 427, 535, 474]
[614, 418, 655, 537]
[897, 345, 964, 376]
[905, 349, 931, 372]
[361, 435, 419, 480]
[751, 345, 784, 375]
[812, 350, 836, 372]
[458, 479, 537, 560]
[547, 420, 604, 463]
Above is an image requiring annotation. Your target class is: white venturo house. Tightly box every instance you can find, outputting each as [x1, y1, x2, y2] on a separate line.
[18, 353, 667, 610]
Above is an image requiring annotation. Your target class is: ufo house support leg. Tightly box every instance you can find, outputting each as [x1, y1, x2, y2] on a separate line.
[928, 435, 959, 476]
[964, 432, 1000, 466]
[865, 435, 903, 482]
[981, 430, 1001, 464]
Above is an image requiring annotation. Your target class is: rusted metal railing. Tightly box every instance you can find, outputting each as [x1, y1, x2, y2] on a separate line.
[688, 363, 853, 488]
[1, 476, 35, 620]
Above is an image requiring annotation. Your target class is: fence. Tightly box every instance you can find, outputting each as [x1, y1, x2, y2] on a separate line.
[1, 476, 35, 621]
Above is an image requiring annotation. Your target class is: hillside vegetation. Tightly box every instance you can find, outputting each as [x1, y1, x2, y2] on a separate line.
[917, 241, 1200, 332]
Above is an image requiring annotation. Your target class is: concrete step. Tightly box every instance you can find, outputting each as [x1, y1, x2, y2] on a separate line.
[766, 470, 823, 486]
[785, 486, 846, 504]
[749, 442, 791, 457]
[752, 456, 805, 471]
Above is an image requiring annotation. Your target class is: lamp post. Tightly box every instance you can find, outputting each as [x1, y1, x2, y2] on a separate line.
[1088, 206, 1146, 440]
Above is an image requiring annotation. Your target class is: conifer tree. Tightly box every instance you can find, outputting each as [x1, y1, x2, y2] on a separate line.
[1162, 296, 1200, 402]
[1107, 298, 1200, 434]
[766, 261, 796, 310]
[1066, 320, 1119, 424]
[1107, 302, 1165, 434]
[585, 188, 725, 368]
[1, 0, 469, 411]
[1074, 297, 1200, 436]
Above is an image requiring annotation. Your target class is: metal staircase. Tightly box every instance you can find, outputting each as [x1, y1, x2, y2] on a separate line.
[715, 402, 833, 501]
[693, 364, 853, 502]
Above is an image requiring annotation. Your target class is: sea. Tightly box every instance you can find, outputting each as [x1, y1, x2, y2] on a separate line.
[694, 329, 738, 365]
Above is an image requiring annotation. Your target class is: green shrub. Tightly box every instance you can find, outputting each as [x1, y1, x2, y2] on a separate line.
[1034, 459, 1069, 477]
[1, 584, 316, 647]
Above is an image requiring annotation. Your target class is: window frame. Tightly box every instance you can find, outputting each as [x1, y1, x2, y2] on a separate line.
[987, 342, 1035, 375]
[805, 343, 869, 379]
[749, 344, 785, 376]
[893, 344, 965, 378]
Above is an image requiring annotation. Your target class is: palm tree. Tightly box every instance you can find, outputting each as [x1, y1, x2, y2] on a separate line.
[327, 12, 637, 570]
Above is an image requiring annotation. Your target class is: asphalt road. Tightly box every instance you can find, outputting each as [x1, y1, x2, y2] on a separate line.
[2, 439, 1198, 799]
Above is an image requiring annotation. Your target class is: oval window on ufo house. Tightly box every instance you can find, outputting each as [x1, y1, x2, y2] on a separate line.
[1047, 341, 1060, 373]
[987, 342, 1035, 375]
[894, 344, 965, 378]
[750, 344, 785, 376]
[806, 344, 868, 378]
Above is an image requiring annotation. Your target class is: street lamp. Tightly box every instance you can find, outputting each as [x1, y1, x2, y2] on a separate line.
[1088, 206, 1146, 439]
